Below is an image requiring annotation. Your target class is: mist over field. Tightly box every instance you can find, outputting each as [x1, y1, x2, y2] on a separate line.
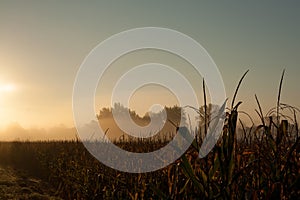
[0, 104, 185, 141]
[0, 123, 76, 141]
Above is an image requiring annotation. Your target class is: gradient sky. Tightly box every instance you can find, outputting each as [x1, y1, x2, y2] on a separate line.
[0, 1, 299, 133]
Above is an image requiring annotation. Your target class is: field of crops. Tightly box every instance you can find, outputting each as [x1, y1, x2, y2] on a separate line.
[0, 71, 299, 199]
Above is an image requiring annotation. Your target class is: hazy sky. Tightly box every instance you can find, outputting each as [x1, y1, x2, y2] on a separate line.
[0, 1, 299, 132]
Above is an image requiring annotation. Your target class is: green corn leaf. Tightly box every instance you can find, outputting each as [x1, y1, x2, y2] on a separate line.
[209, 152, 220, 180]
[179, 178, 190, 194]
[180, 154, 205, 194]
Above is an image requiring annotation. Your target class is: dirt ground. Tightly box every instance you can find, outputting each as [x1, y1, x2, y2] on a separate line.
[0, 165, 61, 200]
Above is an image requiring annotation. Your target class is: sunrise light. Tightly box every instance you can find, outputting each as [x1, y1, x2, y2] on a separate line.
[0, 83, 16, 93]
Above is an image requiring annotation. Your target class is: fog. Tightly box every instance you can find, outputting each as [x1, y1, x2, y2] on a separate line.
[0, 123, 77, 141]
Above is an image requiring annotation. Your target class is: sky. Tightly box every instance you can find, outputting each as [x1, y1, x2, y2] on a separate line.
[0, 1, 299, 139]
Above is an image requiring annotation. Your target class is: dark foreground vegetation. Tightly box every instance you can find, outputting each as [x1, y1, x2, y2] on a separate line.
[0, 71, 299, 199]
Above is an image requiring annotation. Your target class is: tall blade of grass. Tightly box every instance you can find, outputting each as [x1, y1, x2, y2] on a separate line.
[277, 69, 285, 126]
[293, 109, 299, 138]
[203, 79, 208, 136]
[202, 78, 211, 198]
[228, 109, 238, 185]
[231, 70, 249, 109]
[255, 94, 266, 127]
[276, 70, 285, 147]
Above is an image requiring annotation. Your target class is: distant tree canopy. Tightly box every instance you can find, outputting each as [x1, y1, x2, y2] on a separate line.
[96, 103, 188, 139]
[97, 103, 186, 125]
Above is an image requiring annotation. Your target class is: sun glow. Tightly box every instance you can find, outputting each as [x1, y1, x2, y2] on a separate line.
[0, 83, 16, 92]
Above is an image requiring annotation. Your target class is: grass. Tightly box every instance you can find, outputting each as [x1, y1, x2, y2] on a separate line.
[0, 70, 299, 199]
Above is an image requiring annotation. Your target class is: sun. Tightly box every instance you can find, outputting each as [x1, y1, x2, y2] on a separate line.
[0, 83, 16, 93]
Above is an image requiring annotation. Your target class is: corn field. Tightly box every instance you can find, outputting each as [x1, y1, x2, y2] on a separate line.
[0, 70, 299, 199]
